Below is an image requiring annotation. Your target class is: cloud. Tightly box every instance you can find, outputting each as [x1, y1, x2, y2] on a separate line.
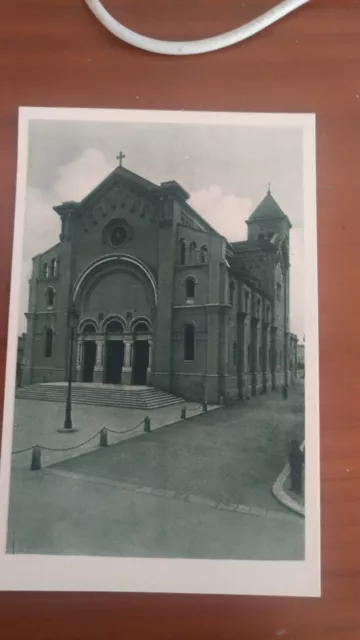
[52, 149, 114, 202]
[189, 186, 253, 241]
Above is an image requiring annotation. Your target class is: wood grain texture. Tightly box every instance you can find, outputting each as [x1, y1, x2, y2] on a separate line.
[1, 0, 360, 637]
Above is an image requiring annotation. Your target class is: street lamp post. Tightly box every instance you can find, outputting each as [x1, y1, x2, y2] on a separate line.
[60, 302, 79, 432]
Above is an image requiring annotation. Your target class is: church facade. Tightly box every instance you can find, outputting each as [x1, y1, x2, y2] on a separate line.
[21, 160, 298, 404]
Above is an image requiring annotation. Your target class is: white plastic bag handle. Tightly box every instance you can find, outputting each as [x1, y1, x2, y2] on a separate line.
[84, 0, 311, 56]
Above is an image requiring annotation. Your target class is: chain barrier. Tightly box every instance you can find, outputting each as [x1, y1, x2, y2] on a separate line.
[106, 419, 144, 435]
[12, 419, 146, 456]
[12, 446, 33, 455]
[184, 404, 204, 412]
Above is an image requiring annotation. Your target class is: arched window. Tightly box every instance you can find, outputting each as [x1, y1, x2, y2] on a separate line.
[200, 245, 208, 263]
[46, 287, 55, 308]
[179, 239, 186, 265]
[43, 262, 49, 279]
[256, 298, 261, 317]
[189, 241, 197, 263]
[244, 290, 250, 313]
[276, 283, 282, 302]
[233, 341, 237, 366]
[247, 344, 251, 371]
[82, 322, 97, 334]
[184, 324, 195, 361]
[50, 258, 57, 277]
[44, 328, 53, 358]
[229, 281, 235, 306]
[105, 320, 124, 334]
[258, 230, 265, 240]
[185, 276, 196, 301]
[134, 321, 150, 333]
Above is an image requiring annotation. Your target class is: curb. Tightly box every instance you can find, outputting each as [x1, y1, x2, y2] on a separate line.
[272, 440, 305, 518]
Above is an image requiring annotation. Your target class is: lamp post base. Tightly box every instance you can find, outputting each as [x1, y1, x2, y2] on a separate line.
[57, 427, 78, 434]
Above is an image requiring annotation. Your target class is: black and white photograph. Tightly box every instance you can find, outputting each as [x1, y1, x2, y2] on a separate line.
[0, 108, 320, 596]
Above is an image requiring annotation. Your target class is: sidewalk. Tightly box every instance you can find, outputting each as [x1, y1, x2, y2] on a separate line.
[10, 399, 217, 469]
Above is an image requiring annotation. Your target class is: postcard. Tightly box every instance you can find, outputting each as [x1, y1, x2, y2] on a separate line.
[0, 107, 320, 596]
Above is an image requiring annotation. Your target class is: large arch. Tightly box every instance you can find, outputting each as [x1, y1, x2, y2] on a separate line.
[72, 254, 158, 306]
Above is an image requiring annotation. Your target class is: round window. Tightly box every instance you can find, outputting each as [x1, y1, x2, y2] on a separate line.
[109, 225, 127, 247]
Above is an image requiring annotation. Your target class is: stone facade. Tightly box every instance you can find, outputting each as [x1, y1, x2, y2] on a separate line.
[22, 165, 298, 404]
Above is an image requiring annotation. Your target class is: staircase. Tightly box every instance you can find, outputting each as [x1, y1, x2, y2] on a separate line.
[15, 384, 185, 410]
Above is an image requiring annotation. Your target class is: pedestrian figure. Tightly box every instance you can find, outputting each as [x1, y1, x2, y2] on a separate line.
[288, 439, 304, 495]
[282, 384, 288, 400]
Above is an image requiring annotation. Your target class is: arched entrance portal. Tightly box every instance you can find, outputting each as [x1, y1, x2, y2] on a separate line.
[73, 255, 156, 387]
[104, 320, 125, 384]
[132, 321, 150, 385]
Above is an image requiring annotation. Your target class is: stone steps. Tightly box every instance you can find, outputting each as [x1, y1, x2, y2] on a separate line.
[15, 384, 185, 409]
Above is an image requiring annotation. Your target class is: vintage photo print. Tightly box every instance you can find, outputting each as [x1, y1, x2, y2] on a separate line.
[0, 108, 320, 596]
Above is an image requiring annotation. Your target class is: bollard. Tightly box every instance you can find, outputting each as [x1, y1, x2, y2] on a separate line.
[202, 401, 208, 412]
[100, 427, 108, 447]
[144, 416, 151, 433]
[30, 445, 41, 471]
[282, 384, 288, 400]
[181, 407, 187, 420]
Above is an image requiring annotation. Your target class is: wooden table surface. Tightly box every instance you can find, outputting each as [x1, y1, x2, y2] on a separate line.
[1, 0, 359, 638]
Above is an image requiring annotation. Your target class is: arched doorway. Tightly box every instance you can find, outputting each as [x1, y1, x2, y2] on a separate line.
[81, 322, 97, 383]
[104, 319, 125, 384]
[132, 321, 150, 386]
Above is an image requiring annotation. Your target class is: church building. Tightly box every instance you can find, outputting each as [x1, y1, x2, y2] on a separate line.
[21, 156, 298, 404]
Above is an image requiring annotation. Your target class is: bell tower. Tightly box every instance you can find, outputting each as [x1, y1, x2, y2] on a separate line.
[246, 186, 292, 242]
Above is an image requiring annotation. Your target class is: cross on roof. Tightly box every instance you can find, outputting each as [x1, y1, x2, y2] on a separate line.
[267, 182, 272, 194]
[116, 151, 126, 167]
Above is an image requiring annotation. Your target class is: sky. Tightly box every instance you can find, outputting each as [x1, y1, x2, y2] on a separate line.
[20, 117, 305, 339]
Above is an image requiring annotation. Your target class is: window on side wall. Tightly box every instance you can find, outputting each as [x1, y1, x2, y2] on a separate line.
[44, 328, 53, 358]
[185, 276, 196, 302]
[184, 324, 195, 361]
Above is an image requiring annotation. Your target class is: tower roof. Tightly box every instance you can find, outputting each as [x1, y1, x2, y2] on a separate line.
[247, 190, 292, 227]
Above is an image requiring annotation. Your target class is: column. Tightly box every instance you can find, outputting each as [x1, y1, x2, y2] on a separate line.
[251, 318, 259, 396]
[75, 337, 83, 382]
[93, 336, 104, 383]
[122, 338, 132, 385]
[146, 339, 153, 385]
[262, 322, 269, 393]
[270, 326, 277, 390]
[236, 311, 246, 399]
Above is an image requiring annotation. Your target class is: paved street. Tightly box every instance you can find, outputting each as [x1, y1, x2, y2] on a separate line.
[6, 382, 305, 560]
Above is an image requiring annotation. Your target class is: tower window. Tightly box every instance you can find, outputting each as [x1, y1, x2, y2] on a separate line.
[44, 328, 53, 358]
[276, 283, 282, 302]
[258, 230, 265, 240]
[200, 245, 208, 263]
[43, 263, 49, 279]
[50, 258, 57, 277]
[244, 290, 250, 313]
[184, 324, 195, 361]
[189, 242, 197, 263]
[247, 344, 251, 371]
[46, 287, 55, 308]
[179, 239, 186, 265]
[233, 341, 237, 366]
[185, 277, 196, 301]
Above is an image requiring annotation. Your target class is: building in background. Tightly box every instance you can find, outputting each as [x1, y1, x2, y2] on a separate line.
[21, 160, 298, 403]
